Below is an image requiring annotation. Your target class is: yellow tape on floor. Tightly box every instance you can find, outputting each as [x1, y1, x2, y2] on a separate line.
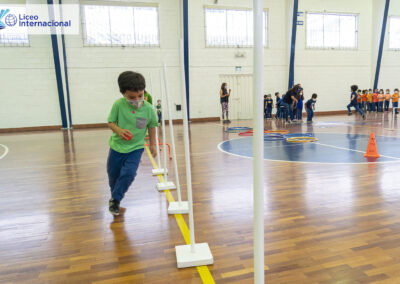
[145, 146, 215, 284]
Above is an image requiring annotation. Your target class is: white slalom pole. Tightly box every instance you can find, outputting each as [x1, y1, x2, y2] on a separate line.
[156, 70, 176, 191]
[253, 0, 264, 283]
[163, 62, 189, 215]
[175, 39, 213, 268]
[152, 108, 168, 175]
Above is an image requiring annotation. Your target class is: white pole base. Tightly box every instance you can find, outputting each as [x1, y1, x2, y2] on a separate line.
[156, 181, 177, 191]
[152, 168, 168, 176]
[168, 201, 189, 214]
[175, 243, 214, 268]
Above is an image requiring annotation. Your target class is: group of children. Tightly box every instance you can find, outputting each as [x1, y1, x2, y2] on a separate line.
[347, 86, 400, 118]
[264, 90, 318, 123]
[355, 88, 399, 114]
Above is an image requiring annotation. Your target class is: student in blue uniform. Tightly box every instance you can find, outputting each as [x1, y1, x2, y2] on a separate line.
[266, 94, 273, 119]
[275, 92, 282, 119]
[347, 85, 365, 120]
[306, 94, 317, 123]
[263, 95, 268, 119]
[295, 92, 304, 121]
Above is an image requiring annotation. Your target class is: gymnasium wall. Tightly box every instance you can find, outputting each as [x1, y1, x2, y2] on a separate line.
[380, 0, 400, 91]
[295, 0, 373, 112]
[0, 0, 61, 129]
[189, 0, 288, 119]
[0, 0, 398, 129]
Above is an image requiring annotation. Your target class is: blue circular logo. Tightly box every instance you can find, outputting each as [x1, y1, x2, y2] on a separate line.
[5, 14, 17, 27]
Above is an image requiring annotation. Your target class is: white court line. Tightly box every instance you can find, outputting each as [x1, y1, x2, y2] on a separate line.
[0, 144, 9, 160]
[314, 142, 400, 160]
[217, 134, 400, 164]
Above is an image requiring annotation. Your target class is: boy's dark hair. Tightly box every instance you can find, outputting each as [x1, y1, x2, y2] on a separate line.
[357, 89, 361, 93]
[351, 85, 358, 92]
[275, 92, 280, 96]
[118, 71, 146, 94]
[312, 93, 317, 99]
[395, 88, 399, 92]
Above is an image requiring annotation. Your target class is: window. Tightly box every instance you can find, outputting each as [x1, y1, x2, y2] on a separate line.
[0, 6, 29, 46]
[306, 12, 358, 49]
[82, 5, 159, 46]
[389, 16, 400, 50]
[205, 8, 267, 47]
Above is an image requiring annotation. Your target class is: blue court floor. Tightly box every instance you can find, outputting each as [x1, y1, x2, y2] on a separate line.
[218, 132, 400, 164]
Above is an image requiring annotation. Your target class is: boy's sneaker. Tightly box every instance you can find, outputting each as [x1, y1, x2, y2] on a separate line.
[109, 198, 120, 216]
[348, 112, 352, 116]
[362, 114, 366, 120]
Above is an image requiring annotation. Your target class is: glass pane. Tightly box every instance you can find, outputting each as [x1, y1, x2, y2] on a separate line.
[109, 6, 134, 45]
[323, 14, 340, 48]
[227, 10, 248, 46]
[389, 17, 400, 49]
[205, 9, 227, 46]
[0, 6, 29, 45]
[307, 13, 324, 48]
[340, 15, 357, 48]
[84, 5, 111, 45]
[133, 7, 159, 45]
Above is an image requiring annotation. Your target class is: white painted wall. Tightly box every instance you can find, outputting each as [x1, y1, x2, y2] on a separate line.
[380, 0, 400, 92]
[295, 0, 373, 112]
[189, 0, 288, 119]
[64, 0, 182, 125]
[0, 0, 61, 129]
[1, 0, 399, 129]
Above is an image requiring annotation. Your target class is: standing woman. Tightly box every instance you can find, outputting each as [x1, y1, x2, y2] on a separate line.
[220, 83, 231, 123]
[282, 84, 301, 123]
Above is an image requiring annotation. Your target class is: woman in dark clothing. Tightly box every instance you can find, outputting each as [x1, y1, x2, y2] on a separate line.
[220, 83, 231, 123]
[282, 84, 302, 122]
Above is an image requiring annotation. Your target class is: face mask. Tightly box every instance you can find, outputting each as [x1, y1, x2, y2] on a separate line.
[126, 98, 144, 109]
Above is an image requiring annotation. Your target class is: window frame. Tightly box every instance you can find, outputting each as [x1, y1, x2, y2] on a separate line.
[389, 15, 400, 51]
[305, 11, 359, 50]
[80, 2, 160, 48]
[203, 6, 269, 48]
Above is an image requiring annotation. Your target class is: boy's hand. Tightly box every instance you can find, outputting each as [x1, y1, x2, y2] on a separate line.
[119, 129, 133, 140]
[150, 145, 157, 158]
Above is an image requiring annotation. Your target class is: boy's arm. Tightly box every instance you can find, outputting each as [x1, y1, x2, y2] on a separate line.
[148, 127, 157, 157]
[108, 122, 131, 139]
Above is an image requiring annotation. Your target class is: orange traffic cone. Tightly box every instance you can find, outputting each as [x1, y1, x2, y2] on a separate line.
[364, 133, 380, 158]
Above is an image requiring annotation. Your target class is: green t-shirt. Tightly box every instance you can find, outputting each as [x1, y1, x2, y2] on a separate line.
[107, 98, 159, 153]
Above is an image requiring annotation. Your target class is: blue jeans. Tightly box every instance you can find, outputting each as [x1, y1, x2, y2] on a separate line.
[282, 102, 293, 121]
[107, 148, 144, 202]
[296, 108, 302, 120]
[347, 102, 363, 115]
[384, 100, 390, 111]
[275, 107, 281, 119]
[379, 101, 383, 112]
[266, 107, 272, 118]
[307, 108, 313, 122]
[393, 102, 398, 114]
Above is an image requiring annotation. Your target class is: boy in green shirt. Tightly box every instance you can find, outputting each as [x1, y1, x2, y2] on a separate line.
[107, 71, 158, 215]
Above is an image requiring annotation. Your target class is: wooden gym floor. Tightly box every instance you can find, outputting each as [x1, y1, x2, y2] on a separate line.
[1, 112, 400, 283]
